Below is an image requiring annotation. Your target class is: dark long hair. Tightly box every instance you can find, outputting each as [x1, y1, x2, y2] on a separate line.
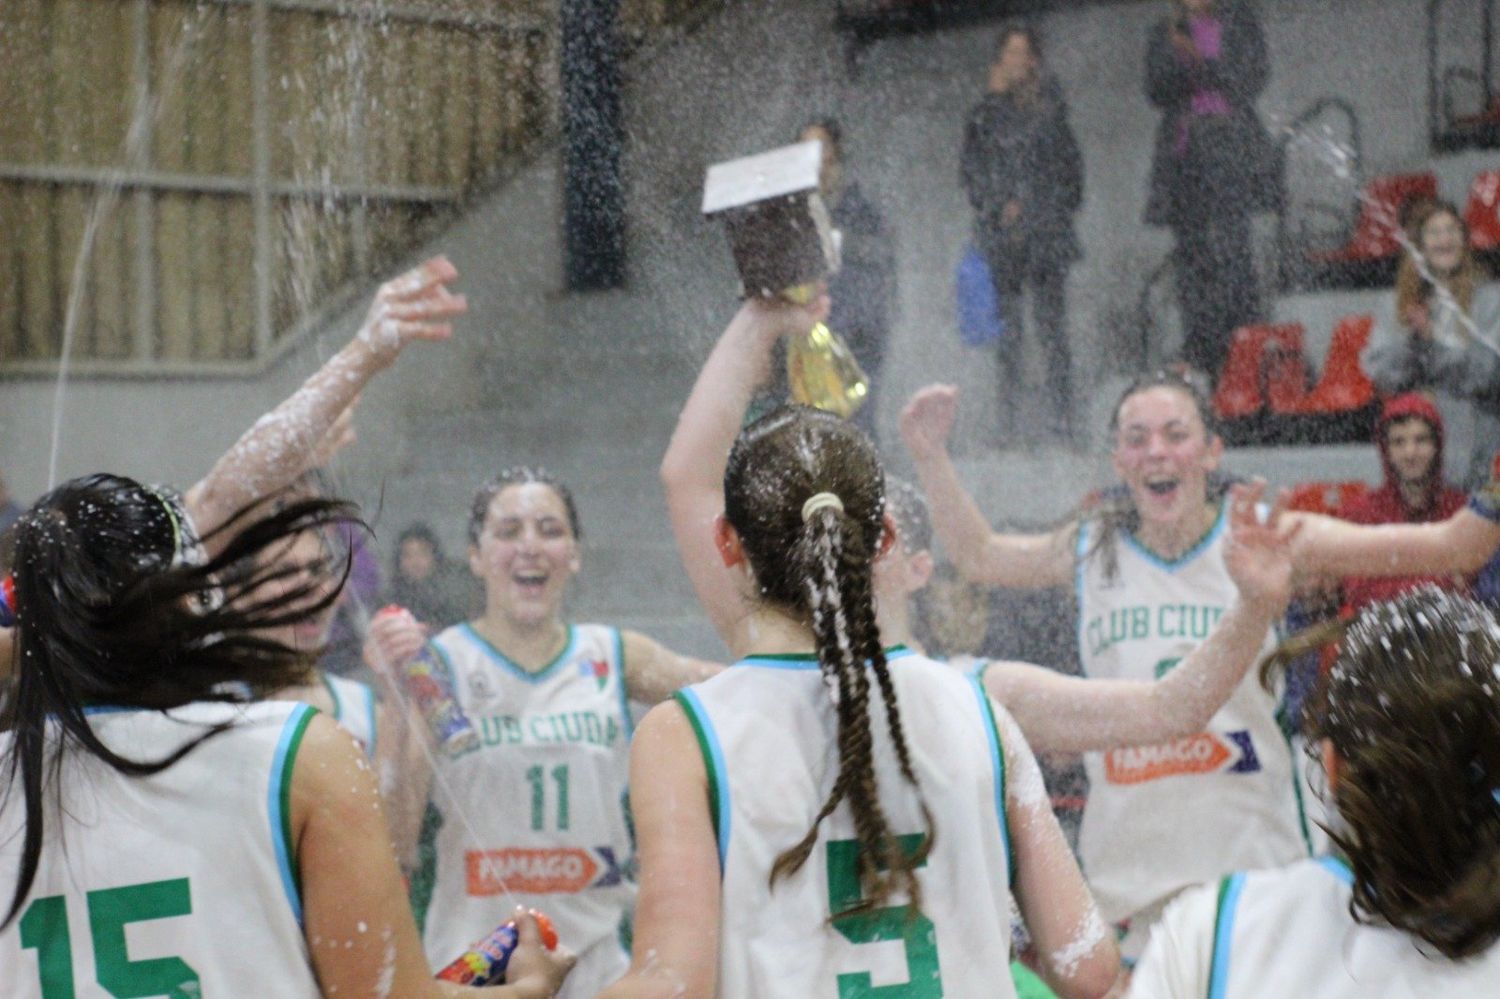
[1262, 588, 1500, 959]
[1, 473, 357, 928]
[724, 406, 934, 917]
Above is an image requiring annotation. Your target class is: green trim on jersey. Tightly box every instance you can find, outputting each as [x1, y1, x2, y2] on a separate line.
[1207, 873, 1243, 999]
[613, 627, 633, 738]
[735, 646, 917, 669]
[458, 622, 578, 684]
[277, 705, 318, 910]
[1275, 707, 1315, 856]
[673, 690, 724, 871]
[973, 680, 1015, 887]
[409, 801, 445, 935]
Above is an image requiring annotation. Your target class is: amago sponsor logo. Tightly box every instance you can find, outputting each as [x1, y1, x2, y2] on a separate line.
[1104, 730, 1259, 785]
[466, 848, 598, 895]
[465, 846, 625, 896]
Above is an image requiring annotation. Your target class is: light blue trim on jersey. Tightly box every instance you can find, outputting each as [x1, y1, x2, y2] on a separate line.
[1119, 497, 1228, 573]
[735, 646, 918, 671]
[459, 622, 578, 684]
[612, 627, 634, 739]
[80, 705, 141, 716]
[320, 674, 378, 759]
[675, 687, 730, 872]
[1317, 855, 1354, 886]
[1208, 872, 1248, 999]
[969, 677, 1012, 886]
[270, 703, 316, 925]
[364, 685, 378, 757]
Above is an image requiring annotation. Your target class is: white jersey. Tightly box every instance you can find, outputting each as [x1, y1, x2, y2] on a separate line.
[1075, 503, 1312, 935]
[677, 648, 1018, 999]
[415, 623, 634, 991]
[1131, 857, 1500, 998]
[321, 672, 377, 757]
[0, 701, 320, 998]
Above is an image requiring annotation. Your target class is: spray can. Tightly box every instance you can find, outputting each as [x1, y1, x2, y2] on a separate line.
[436, 911, 559, 986]
[373, 605, 479, 757]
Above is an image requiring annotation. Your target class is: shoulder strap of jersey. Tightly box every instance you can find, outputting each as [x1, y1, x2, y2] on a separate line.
[1207, 872, 1248, 999]
[967, 676, 1013, 887]
[673, 688, 728, 876]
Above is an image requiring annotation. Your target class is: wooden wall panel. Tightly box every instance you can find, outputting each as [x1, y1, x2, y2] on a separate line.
[0, 2, 50, 165]
[50, 0, 133, 168]
[0, 188, 21, 358]
[220, 8, 256, 178]
[84, 195, 134, 360]
[154, 193, 195, 360]
[151, 2, 199, 175]
[273, 198, 355, 340]
[18, 188, 62, 359]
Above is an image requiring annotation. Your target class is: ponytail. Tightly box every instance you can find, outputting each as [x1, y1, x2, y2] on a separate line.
[766, 501, 933, 918]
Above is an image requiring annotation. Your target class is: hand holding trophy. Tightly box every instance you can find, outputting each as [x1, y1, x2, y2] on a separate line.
[702, 140, 869, 418]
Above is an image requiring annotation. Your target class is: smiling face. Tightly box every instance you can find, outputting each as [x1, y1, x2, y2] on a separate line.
[469, 482, 581, 628]
[1111, 385, 1223, 531]
[1418, 209, 1466, 277]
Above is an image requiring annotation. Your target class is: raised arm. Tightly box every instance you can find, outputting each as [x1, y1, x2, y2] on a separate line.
[983, 483, 1294, 754]
[186, 257, 466, 550]
[900, 385, 1074, 588]
[999, 705, 1121, 998]
[364, 607, 439, 871]
[659, 297, 826, 644]
[1290, 503, 1500, 578]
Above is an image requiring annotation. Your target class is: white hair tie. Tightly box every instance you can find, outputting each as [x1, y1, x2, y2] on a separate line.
[801, 492, 844, 522]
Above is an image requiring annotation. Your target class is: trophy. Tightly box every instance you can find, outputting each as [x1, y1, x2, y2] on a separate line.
[702, 140, 869, 418]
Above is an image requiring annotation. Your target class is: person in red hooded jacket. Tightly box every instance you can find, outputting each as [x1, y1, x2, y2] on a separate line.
[1339, 392, 1469, 612]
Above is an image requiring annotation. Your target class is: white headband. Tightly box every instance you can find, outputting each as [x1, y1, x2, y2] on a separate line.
[801, 492, 845, 522]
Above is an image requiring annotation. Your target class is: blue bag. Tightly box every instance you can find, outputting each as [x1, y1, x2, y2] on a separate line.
[956, 245, 1006, 347]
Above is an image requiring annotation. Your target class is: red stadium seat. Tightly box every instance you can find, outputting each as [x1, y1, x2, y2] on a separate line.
[1466, 170, 1500, 251]
[1283, 315, 1376, 415]
[1285, 480, 1369, 517]
[1213, 324, 1304, 421]
[1308, 172, 1438, 263]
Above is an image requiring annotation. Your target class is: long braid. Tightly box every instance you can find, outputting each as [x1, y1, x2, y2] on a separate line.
[727, 406, 937, 919]
[841, 517, 935, 904]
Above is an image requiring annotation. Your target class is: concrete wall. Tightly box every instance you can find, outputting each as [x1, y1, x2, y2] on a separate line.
[1, 0, 1490, 655]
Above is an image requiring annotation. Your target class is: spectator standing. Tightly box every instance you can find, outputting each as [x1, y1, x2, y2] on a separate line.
[1339, 393, 1469, 613]
[1145, 0, 1281, 385]
[1362, 199, 1500, 485]
[799, 118, 896, 439]
[962, 23, 1084, 442]
[386, 521, 480, 629]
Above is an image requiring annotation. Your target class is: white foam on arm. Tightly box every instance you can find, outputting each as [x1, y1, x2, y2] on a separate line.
[983, 593, 1274, 755]
[996, 704, 1121, 997]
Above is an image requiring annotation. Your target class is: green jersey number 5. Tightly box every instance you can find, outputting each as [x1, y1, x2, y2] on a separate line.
[826, 834, 942, 998]
[19, 877, 200, 999]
